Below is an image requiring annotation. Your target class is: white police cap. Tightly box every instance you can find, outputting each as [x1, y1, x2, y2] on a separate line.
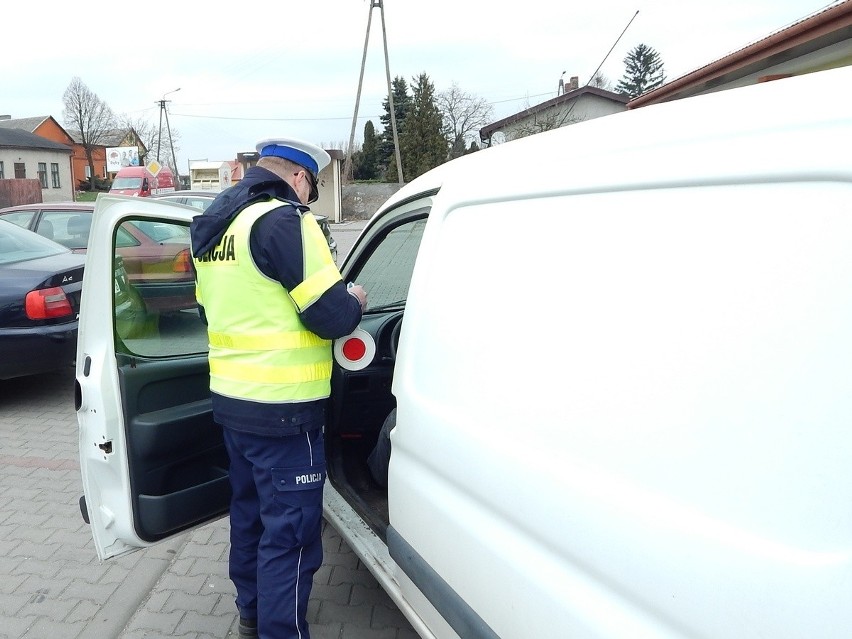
[255, 137, 331, 179]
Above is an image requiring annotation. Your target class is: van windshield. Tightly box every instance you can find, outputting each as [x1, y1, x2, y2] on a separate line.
[112, 177, 143, 190]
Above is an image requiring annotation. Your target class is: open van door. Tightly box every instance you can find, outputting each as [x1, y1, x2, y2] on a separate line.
[75, 194, 225, 560]
[74, 188, 457, 636]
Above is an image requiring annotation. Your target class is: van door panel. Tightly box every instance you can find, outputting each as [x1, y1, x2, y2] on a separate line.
[116, 357, 228, 541]
[78, 197, 227, 559]
[387, 526, 499, 639]
[395, 183, 852, 638]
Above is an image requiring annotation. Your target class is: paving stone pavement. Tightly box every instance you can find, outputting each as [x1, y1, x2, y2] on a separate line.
[0, 366, 418, 639]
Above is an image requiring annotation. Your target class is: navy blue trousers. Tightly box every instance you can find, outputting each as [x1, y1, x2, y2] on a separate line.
[223, 426, 326, 639]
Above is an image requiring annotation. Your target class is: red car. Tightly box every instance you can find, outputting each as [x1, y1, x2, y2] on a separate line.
[0, 202, 194, 314]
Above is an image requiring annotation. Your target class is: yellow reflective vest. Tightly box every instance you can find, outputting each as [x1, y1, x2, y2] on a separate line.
[193, 199, 342, 403]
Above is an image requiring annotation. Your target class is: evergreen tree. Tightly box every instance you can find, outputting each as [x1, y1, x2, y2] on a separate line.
[397, 72, 447, 181]
[353, 120, 380, 180]
[616, 44, 666, 99]
[379, 76, 412, 180]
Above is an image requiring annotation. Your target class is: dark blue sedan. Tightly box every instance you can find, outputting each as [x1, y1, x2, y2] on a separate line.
[0, 219, 85, 380]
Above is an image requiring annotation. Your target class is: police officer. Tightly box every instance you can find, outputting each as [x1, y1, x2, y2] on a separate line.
[190, 138, 367, 639]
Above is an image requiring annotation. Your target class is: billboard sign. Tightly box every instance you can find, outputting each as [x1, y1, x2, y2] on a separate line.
[106, 146, 140, 173]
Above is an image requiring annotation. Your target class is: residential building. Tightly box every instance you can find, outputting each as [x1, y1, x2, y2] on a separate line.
[479, 79, 629, 147]
[477, 2, 851, 145]
[629, 0, 852, 107]
[189, 161, 232, 191]
[0, 115, 89, 189]
[0, 115, 147, 191]
[0, 127, 74, 203]
[69, 128, 148, 183]
[315, 150, 345, 223]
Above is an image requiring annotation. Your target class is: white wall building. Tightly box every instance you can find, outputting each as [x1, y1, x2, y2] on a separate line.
[189, 161, 232, 191]
[0, 128, 74, 203]
[480, 85, 629, 147]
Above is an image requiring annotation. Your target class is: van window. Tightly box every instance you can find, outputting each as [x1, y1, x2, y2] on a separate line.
[350, 212, 428, 311]
[112, 218, 205, 356]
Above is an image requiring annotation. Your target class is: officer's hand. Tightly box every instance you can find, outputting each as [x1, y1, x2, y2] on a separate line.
[348, 284, 367, 312]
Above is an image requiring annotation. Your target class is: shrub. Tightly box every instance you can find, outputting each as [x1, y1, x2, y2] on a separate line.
[78, 177, 112, 191]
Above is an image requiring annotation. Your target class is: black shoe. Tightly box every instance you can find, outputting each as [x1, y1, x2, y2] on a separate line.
[238, 617, 258, 638]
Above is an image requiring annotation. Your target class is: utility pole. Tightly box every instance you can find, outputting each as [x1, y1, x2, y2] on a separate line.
[157, 88, 180, 183]
[344, 0, 404, 185]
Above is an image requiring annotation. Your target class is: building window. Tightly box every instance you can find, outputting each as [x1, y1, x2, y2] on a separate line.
[0, 161, 4, 179]
[85, 165, 92, 179]
[14, 163, 26, 179]
[37, 163, 48, 188]
[51, 163, 61, 188]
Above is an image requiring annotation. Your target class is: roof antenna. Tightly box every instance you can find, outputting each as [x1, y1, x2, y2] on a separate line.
[556, 10, 639, 128]
[586, 10, 640, 87]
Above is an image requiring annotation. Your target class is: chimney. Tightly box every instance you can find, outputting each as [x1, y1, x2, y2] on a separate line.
[569, 76, 579, 91]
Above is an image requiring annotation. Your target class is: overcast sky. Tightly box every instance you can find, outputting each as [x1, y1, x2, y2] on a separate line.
[3, 0, 839, 172]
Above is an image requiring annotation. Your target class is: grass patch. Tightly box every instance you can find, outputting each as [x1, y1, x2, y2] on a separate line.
[75, 191, 98, 202]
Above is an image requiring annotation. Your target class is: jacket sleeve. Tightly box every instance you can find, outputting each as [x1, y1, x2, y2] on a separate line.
[299, 280, 363, 339]
[251, 209, 362, 340]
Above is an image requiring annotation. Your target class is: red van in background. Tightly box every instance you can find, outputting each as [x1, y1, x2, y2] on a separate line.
[110, 166, 176, 197]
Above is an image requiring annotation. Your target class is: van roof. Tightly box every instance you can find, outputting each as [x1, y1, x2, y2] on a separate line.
[377, 65, 852, 215]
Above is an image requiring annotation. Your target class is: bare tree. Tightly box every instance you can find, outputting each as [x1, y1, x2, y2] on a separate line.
[111, 114, 182, 180]
[509, 102, 583, 141]
[437, 83, 493, 160]
[62, 77, 116, 187]
[117, 115, 156, 164]
[589, 71, 613, 91]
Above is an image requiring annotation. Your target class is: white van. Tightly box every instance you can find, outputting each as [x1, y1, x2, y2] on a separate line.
[76, 65, 852, 639]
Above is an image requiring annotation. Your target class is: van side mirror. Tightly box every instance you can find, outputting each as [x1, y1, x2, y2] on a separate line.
[141, 177, 150, 194]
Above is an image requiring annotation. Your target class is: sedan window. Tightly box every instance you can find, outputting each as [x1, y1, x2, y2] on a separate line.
[0, 210, 37, 229]
[0, 220, 66, 264]
[41, 211, 92, 247]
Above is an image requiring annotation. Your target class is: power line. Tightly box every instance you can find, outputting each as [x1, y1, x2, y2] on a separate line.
[170, 112, 384, 122]
[168, 90, 552, 124]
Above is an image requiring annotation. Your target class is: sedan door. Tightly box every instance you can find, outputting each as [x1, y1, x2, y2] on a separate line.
[76, 194, 225, 560]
